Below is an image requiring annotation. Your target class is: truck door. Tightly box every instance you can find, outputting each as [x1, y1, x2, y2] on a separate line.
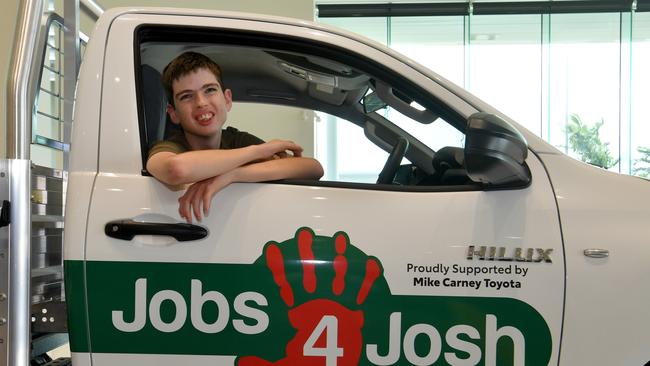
[67, 11, 565, 366]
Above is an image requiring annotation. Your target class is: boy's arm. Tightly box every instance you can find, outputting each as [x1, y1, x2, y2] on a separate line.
[179, 157, 324, 222]
[146, 139, 303, 185]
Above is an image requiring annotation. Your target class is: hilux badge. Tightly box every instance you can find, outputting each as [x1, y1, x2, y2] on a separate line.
[467, 246, 553, 263]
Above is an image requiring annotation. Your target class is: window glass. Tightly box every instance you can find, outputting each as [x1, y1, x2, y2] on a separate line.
[316, 113, 389, 183]
[631, 12, 650, 178]
[387, 108, 465, 151]
[468, 14, 542, 135]
[548, 13, 621, 170]
[315, 108, 464, 184]
[31, 14, 66, 169]
[317, 17, 467, 183]
[391, 16, 465, 86]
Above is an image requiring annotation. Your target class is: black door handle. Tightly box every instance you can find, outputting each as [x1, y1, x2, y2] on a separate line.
[105, 219, 208, 242]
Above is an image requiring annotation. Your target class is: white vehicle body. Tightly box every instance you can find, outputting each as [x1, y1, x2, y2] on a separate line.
[63, 7, 650, 366]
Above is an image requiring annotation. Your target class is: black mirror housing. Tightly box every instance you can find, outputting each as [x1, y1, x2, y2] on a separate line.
[464, 113, 531, 187]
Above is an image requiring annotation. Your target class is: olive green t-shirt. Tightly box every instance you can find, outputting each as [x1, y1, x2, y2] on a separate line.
[148, 126, 265, 159]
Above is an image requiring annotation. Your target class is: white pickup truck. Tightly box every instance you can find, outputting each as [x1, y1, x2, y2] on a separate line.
[56, 7, 650, 366]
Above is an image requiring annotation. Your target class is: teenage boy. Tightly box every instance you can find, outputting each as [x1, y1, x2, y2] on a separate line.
[147, 52, 323, 223]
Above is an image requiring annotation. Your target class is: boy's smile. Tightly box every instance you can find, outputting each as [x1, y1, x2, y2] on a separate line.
[196, 112, 215, 125]
[167, 68, 233, 149]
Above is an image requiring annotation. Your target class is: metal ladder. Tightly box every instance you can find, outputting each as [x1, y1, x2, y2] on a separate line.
[1, 0, 95, 364]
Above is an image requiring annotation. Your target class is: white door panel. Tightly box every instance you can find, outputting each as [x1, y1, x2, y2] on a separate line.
[81, 153, 563, 366]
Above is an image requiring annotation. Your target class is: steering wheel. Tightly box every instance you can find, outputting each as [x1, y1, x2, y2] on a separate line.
[376, 137, 409, 184]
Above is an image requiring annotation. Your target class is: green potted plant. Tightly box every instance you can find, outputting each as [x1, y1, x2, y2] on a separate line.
[566, 114, 618, 169]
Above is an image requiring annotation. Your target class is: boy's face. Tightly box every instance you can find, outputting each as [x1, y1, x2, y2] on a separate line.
[167, 68, 232, 141]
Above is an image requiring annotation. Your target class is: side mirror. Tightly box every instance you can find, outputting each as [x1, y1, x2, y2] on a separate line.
[464, 113, 531, 187]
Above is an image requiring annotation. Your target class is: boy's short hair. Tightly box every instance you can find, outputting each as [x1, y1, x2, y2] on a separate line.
[162, 52, 224, 107]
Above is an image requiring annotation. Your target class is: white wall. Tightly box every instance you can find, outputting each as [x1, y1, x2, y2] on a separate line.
[0, 1, 20, 158]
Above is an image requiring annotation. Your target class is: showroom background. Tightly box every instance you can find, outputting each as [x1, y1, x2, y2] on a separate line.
[319, 1, 650, 180]
[1, 0, 648, 180]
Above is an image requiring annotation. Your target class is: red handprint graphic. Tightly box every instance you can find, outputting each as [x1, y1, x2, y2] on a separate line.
[237, 228, 382, 366]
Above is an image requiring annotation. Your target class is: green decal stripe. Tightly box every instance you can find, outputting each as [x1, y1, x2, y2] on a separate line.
[77, 260, 552, 365]
[65, 230, 552, 365]
[64, 260, 90, 352]
[84, 260, 290, 358]
[363, 296, 553, 365]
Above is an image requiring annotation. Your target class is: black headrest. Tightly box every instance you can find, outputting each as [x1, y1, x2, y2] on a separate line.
[141, 64, 168, 147]
[432, 146, 464, 171]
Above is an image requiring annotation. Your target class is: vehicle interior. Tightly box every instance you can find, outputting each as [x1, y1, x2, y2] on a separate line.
[136, 33, 480, 191]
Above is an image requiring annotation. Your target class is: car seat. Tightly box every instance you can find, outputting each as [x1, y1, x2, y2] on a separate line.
[141, 64, 168, 147]
[431, 146, 471, 185]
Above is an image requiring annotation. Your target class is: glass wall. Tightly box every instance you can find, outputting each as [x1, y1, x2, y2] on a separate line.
[322, 17, 389, 45]
[391, 16, 465, 86]
[468, 14, 542, 135]
[547, 13, 621, 169]
[319, 10, 650, 178]
[631, 12, 650, 178]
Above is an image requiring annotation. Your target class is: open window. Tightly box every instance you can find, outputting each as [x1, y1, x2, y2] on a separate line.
[135, 25, 528, 191]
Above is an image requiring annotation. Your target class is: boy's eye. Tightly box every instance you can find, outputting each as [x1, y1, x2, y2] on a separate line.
[178, 93, 192, 101]
[205, 87, 218, 94]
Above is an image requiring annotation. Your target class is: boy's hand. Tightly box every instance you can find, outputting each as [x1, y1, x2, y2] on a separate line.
[178, 171, 234, 223]
[258, 140, 303, 159]
[176, 139, 314, 222]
